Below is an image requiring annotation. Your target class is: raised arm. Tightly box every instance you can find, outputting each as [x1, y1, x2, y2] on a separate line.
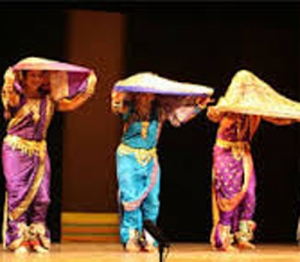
[111, 90, 133, 122]
[165, 96, 212, 127]
[262, 116, 296, 126]
[56, 71, 97, 112]
[111, 90, 129, 114]
[207, 106, 225, 123]
[249, 115, 261, 139]
[2, 67, 20, 119]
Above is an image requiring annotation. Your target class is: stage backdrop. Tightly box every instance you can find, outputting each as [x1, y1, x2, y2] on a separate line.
[1, 4, 300, 244]
[62, 10, 124, 213]
[60, 10, 125, 242]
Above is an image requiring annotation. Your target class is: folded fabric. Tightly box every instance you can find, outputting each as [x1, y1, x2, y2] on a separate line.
[113, 72, 214, 97]
[11, 57, 92, 101]
[212, 70, 300, 120]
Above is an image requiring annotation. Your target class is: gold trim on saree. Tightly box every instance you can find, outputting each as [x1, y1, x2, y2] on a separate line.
[216, 191, 246, 212]
[29, 223, 50, 249]
[6, 222, 29, 251]
[118, 143, 157, 166]
[210, 174, 220, 246]
[215, 138, 250, 160]
[210, 168, 243, 245]
[9, 155, 46, 221]
[4, 135, 47, 221]
[2, 193, 8, 248]
[234, 220, 256, 242]
[7, 99, 41, 131]
[7, 95, 55, 134]
[4, 135, 46, 158]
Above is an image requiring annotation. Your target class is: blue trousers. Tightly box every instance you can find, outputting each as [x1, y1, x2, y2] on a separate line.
[116, 151, 161, 244]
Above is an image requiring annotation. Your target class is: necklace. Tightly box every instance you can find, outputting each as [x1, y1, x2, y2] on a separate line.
[141, 121, 149, 139]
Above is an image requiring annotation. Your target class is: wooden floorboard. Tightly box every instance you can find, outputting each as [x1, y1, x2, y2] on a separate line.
[1, 243, 300, 262]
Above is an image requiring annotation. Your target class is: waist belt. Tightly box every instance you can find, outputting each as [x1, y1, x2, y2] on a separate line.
[216, 138, 250, 160]
[4, 134, 46, 157]
[118, 143, 157, 166]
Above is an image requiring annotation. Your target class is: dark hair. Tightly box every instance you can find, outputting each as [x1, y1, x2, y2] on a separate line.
[20, 70, 50, 96]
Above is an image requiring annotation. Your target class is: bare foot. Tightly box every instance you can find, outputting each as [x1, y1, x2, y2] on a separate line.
[142, 243, 157, 252]
[237, 241, 255, 250]
[125, 239, 140, 252]
[219, 244, 239, 252]
[32, 244, 49, 253]
[14, 246, 29, 254]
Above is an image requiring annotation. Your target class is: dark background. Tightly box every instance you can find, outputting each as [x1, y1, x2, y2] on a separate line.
[126, 4, 300, 243]
[0, 3, 300, 244]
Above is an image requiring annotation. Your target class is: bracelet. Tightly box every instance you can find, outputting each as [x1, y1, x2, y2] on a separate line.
[3, 86, 16, 94]
[198, 103, 206, 110]
[112, 101, 122, 109]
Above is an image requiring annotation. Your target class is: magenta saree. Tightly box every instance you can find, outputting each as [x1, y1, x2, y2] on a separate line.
[210, 114, 259, 249]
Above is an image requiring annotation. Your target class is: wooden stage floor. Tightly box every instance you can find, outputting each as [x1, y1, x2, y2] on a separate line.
[1, 243, 300, 262]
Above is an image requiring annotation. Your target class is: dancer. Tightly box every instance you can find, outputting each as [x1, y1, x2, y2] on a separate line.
[208, 70, 299, 251]
[1, 57, 97, 253]
[112, 72, 214, 252]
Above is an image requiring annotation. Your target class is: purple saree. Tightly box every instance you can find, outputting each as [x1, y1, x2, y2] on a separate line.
[2, 96, 54, 250]
[2, 57, 94, 251]
[211, 113, 259, 250]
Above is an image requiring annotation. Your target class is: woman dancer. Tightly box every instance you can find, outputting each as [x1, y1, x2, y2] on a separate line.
[2, 57, 97, 253]
[208, 70, 296, 251]
[112, 73, 213, 252]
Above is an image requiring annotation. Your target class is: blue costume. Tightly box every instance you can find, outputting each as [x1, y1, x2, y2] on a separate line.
[115, 100, 202, 248]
